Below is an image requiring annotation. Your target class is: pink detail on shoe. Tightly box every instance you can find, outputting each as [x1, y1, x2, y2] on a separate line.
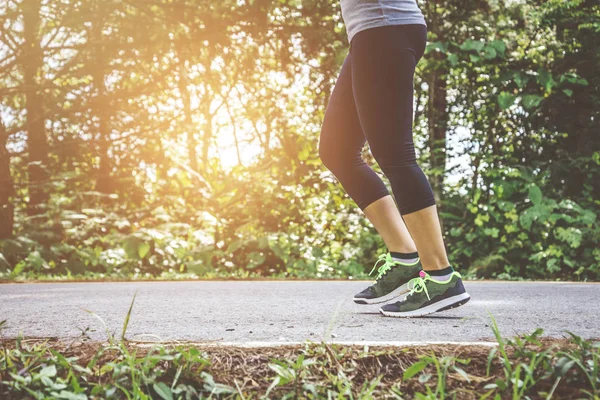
[419, 270, 426, 278]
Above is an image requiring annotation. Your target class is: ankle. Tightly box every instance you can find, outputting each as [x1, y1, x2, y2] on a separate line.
[421, 259, 451, 271]
[387, 245, 418, 254]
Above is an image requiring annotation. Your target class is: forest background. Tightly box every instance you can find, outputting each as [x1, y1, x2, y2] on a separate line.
[0, 0, 598, 282]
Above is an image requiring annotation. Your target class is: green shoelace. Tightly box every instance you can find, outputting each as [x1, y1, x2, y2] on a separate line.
[406, 270, 463, 301]
[369, 252, 399, 281]
[406, 270, 432, 300]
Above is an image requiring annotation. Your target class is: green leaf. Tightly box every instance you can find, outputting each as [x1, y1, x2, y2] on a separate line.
[536, 68, 555, 93]
[426, 41, 447, 54]
[486, 347, 498, 376]
[554, 357, 576, 377]
[581, 209, 597, 225]
[52, 391, 87, 400]
[564, 258, 576, 268]
[39, 365, 57, 378]
[121, 291, 137, 340]
[555, 227, 583, 249]
[498, 92, 516, 110]
[226, 239, 244, 254]
[201, 371, 237, 394]
[403, 360, 428, 380]
[562, 88, 573, 97]
[298, 144, 311, 161]
[519, 209, 535, 231]
[484, 228, 499, 238]
[521, 94, 544, 109]
[138, 242, 150, 259]
[560, 72, 588, 86]
[465, 232, 477, 242]
[450, 227, 462, 237]
[528, 185, 542, 205]
[26, 250, 47, 270]
[123, 237, 143, 259]
[490, 39, 506, 54]
[453, 366, 471, 383]
[547, 258, 561, 273]
[418, 373, 432, 383]
[248, 252, 266, 266]
[173, 245, 187, 259]
[447, 53, 458, 66]
[513, 72, 529, 89]
[153, 382, 173, 400]
[268, 363, 295, 384]
[469, 54, 480, 63]
[482, 45, 497, 59]
[495, 378, 508, 390]
[460, 39, 484, 52]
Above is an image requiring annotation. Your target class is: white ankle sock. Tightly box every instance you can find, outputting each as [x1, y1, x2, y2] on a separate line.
[426, 266, 454, 282]
[390, 251, 419, 265]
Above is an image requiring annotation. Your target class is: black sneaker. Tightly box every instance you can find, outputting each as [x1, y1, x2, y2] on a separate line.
[353, 252, 422, 305]
[379, 270, 471, 317]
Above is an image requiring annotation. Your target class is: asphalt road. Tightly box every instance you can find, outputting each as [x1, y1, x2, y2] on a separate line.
[0, 281, 598, 345]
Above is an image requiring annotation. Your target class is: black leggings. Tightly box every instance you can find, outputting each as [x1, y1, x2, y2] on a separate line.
[319, 24, 435, 215]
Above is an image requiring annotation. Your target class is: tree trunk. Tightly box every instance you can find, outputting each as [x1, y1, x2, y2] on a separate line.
[0, 121, 14, 239]
[427, 51, 449, 208]
[90, 13, 113, 194]
[200, 96, 214, 171]
[178, 59, 199, 172]
[23, 0, 49, 216]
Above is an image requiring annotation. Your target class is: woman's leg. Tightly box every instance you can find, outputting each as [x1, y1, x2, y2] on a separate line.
[402, 205, 450, 270]
[363, 197, 416, 254]
[318, 52, 416, 253]
[350, 24, 448, 271]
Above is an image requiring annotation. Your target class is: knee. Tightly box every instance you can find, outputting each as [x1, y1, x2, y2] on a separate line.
[371, 146, 418, 173]
[318, 136, 337, 171]
[318, 140, 358, 175]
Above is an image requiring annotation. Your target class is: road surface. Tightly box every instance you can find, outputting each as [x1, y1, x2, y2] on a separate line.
[0, 281, 598, 345]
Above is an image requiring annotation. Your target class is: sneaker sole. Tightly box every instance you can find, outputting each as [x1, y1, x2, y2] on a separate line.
[353, 282, 411, 305]
[379, 292, 471, 318]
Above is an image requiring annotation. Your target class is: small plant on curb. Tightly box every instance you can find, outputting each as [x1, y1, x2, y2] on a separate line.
[402, 351, 471, 399]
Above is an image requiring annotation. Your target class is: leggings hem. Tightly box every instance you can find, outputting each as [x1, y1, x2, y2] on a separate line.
[399, 197, 437, 215]
[358, 189, 391, 211]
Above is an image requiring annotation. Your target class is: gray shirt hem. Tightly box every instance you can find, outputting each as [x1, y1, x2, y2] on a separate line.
[347, 18, 427, 45]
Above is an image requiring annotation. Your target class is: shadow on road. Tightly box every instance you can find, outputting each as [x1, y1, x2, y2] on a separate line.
[353, 312, 464, 320]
